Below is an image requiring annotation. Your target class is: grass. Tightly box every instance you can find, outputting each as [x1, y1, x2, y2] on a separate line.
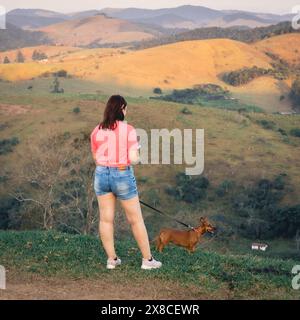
[0, 230, 299, 299]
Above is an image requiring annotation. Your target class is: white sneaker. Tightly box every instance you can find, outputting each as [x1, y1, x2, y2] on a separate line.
[141, 256, 162, 270]
[106, 257, 121, 269]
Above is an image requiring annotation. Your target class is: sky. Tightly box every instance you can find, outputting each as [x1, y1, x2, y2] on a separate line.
[0, 0, 298, 15]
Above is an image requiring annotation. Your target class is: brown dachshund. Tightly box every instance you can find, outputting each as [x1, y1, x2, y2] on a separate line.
[155, 217, 216, 253]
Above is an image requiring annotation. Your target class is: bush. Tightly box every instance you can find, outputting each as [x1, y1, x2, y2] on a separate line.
[222, 66, 273, 86]
[51, 77, 64, 94]
[16, 50, 25, 63]
[279, 95, 285, 101]
[290, 128, 300, 137]
[278, 128, 287, 136]
[181, 107, 192, 115]
[153, 87, 162, 94]
[215, 180, 234, 197]
[53, 70, 68, 78]
[256, 119, 276, 130]
[3, 56, 10, 64]
[231, 175, 300, 240]
[0, 137, 20, 155]
[32, 50, 48, 61]
[290, 78, 300, 108]
[166, 172, 209, 203]
[0, 196, 21, 229]
[73, 107, 81, 114]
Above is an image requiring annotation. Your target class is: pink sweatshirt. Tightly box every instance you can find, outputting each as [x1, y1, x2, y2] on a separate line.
[90, 120, 139, 166]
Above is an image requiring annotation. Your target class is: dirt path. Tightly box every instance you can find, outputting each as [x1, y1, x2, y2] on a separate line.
[0, 272, 218, 300]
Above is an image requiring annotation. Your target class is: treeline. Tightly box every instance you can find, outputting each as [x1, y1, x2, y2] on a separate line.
[131, 21, 299, 50]
[151, 84, 230, 104]
[221, 52, 298, 86]
[0, 23, 49, 52]
[222, 66, 273, 86]
[1, 50, 48, 64]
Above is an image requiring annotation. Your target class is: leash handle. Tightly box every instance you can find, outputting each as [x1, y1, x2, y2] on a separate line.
[139, 200, 195, 230]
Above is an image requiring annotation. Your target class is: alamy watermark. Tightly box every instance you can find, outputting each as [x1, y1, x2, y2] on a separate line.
[0, 265, 6, 290]
[0, 5, 6, 29]
[292, 5, 300, 30]
[292, 265, 300, 290]
[94, 124, 204, 175]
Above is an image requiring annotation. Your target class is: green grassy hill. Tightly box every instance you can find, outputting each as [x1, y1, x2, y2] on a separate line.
[0, 230, 298, 299]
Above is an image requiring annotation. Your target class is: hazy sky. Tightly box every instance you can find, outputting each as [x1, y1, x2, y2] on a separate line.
[0, 0, 298, 14]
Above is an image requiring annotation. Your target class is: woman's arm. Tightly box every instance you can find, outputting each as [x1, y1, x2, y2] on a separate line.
[129, 144, 141, 165]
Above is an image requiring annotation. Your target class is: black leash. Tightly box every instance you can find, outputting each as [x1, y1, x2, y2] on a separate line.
[139, 200, 195, 230]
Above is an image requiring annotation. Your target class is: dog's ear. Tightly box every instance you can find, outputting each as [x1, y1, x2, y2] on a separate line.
[199, 217, 205, 223]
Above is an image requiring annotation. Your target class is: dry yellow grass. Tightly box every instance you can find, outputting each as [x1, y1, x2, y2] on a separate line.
[253, 33, 300, 65]
[0, 36, 297, 111]
[0, 45, 80, 63]
[0, 39, 271, 86]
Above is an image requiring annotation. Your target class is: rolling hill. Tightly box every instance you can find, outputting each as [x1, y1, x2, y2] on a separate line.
[0, 38, 271, 83]
[0, 34, 298, 112]
[38, 14, 157, 47]
[253, 33, 300, 65]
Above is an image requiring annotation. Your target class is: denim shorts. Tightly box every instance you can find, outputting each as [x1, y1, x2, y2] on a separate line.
[93, 165, 138, 200]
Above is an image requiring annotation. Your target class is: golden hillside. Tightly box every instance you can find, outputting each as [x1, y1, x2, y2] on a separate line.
[0, 36, 297, 112]
[253, 33, 300, 65]
[73, 38, 272, 89]
[0, 45, 80, 63]
[39, 15, 155, 46]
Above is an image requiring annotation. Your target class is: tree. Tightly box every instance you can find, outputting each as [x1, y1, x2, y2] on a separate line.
[3, 56, 10, 64]
[16, 51, 25, 63]
[32, 50, 48, 61]
[9, 132, 98, 234]
[290, 78, 300, 108]
[153, 87, 162, 94]
[51, 77, 64, 93]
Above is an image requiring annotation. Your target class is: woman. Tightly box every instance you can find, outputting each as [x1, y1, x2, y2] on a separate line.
[90, 95, 162, 270]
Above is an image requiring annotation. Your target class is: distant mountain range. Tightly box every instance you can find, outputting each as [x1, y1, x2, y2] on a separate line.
[6, 5, 293, 30]
[0, 5, 296, 52]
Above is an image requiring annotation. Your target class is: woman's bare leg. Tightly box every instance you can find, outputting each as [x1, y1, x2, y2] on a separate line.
[97, 193, 117, 260]
[120, 195, 152, 260]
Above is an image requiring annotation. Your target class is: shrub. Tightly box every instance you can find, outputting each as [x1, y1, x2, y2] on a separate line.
[166, 172, 209, 203]
[181, 107, 192, 115]
[153, 87, 162, 94]
[50, 77, 64, 94]
[278, 128, 287, 136]
[231, 175, 300, 240]
[290, 78, 300, 108]
[32, 50, 48, 61]
[290, 128, 300, 137]
[222, 66, 273, 86]
[16, 50, 25, 63]
[3, 56, 10, 64]
[73, 107, 81, 114]
[0, 137, 20, 155]
[256, 119, 276, 130]
[53, 70, 68, 78]
[215, 180, 234, 197]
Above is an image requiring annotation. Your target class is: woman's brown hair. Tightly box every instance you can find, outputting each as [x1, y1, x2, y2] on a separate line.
[99, 95, 127, 130]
